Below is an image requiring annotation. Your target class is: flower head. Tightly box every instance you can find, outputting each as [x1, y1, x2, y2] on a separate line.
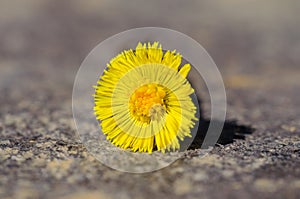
[94, 42, 197, 153]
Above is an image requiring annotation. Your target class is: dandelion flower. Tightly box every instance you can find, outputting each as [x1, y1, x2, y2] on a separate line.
[94, 42, 198, 153]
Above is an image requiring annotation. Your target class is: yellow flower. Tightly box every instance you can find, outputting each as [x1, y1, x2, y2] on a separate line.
[94, 42, 198, 153]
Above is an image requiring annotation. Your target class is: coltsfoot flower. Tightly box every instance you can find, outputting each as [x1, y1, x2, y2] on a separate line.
[94, 42, 197, 153]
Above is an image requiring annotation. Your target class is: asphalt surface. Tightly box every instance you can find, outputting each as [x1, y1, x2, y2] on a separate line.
[0, 1, 299, 199]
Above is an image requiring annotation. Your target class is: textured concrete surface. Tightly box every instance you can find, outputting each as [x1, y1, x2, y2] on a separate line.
[0, 1, 299, 198]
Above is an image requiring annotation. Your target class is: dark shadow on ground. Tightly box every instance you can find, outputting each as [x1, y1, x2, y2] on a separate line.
[188, 119, 255, 150]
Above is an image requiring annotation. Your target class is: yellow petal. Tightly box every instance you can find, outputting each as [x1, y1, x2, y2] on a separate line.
[179, 63, 191, 78]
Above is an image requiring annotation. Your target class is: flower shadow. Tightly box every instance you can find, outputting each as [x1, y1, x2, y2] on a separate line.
[188, 118, 255, 150]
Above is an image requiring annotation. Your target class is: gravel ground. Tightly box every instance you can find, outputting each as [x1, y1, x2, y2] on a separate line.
[0, 1, 299, 199]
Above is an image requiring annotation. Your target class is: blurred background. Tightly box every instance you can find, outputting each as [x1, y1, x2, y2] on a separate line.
[0, 0, 299, 199]
[1, 0, 299, 119]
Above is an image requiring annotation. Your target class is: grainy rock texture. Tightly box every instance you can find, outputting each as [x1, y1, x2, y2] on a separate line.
[0, 1, 299, 199]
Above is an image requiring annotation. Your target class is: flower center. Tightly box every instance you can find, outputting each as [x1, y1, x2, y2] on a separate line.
[129, 83, 167, 123]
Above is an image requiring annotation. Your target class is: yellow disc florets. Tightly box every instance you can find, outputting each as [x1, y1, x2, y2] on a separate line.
[129, 83, 167, 123]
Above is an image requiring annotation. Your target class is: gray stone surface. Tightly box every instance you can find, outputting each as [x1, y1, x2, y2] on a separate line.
[0, 1, 299, 198]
